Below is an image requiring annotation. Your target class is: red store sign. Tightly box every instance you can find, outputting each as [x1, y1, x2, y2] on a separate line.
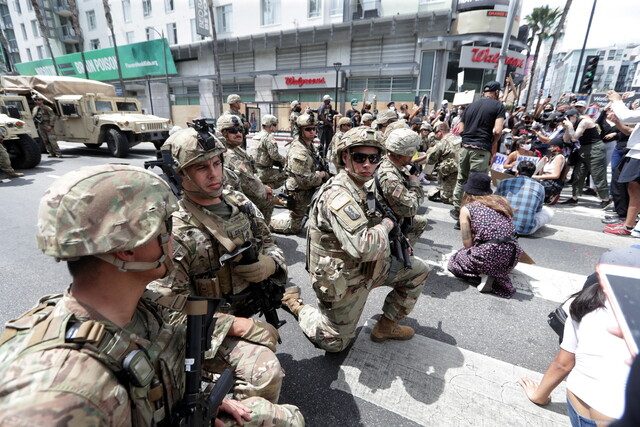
[459, 46, 526, 74]
[273, 72, 339, 90]
[285, 76, 327, 87]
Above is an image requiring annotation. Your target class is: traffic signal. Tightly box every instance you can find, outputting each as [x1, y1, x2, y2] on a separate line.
[578, 55, 599, 94]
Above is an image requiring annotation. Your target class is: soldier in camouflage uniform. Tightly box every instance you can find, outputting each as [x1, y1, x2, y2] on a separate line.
[270, 113, 328, 234]
[373, 128, 428, 246]
[252, 114, 287, 190]
[373, 109, 398, 134]
[218, 114, 276, 223]
[0, 164, 302, 426]
[327, 116, 354, 169]
[0, 128, 24, 182]
[427, 123, 461, 204]
[149, 127, 293, 408]
[361, 112, 374, 127]
[289, 100, 302, 138]
[32, 94, 61, 158]
[226, 94, 251, 148]
[281, 126, 430, 352]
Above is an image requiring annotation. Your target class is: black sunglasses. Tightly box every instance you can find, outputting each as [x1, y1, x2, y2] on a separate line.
[303, 127, 317, 132]
[226, 127, 244, 134]
[350, 152, 381, 164]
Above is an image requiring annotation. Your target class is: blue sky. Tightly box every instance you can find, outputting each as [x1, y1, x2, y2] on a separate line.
[520, 0, 640, 51]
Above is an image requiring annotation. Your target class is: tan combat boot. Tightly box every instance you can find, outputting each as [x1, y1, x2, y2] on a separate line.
[6, 171, 24, 178]
[281, 286, 304, 319]
[371, 316, 415, 343]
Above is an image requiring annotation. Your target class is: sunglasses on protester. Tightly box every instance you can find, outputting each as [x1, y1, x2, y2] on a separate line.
[226, 127, 244, 134]
[350, 152, 381, 164]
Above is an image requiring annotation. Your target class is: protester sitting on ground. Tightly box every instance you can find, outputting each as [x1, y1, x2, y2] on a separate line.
[447, 172, 522, 298]
[503, 137, 536, 173]
[518, 267, 631, 425]
[496, 161, 553, 236]
[533, 138, 566, 205]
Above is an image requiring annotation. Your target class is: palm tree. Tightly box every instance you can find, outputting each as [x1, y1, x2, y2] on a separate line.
[67, 0, 89, 79]
[524, 6, 562, 108]
[29, 0, 59, 75]
[102, 0, 126, 93]
[538, 0, 572, 105]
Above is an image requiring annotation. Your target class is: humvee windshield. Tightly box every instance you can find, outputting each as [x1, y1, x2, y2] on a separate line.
[95, 100, 114, 112]
[116, 101, 139, 112]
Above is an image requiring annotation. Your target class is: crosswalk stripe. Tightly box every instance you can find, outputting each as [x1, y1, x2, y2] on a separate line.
[416, 246, 585, 303]
[426, 205, 627, 250]
[331, 319, 568, 426]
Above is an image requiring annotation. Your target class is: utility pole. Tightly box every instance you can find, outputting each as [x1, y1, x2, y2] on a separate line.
[496, 0, 521, 86]
[208, 0, 223, 116]
[572, 0, 597, 93]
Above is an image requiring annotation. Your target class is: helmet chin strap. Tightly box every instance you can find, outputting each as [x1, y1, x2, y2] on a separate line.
[180, 164, 224, 200]
[345, 150, 374, 184]
[96, 232, 174, 277]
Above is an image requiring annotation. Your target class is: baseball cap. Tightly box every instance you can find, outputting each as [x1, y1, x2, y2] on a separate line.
[575, 100, 587, 108]
[565, 108, 580, 117]
[323, 95, 332, 101]
[483, 81, 501, 92]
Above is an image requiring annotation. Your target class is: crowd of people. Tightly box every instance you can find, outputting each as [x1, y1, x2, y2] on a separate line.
[0, 85, 638, 426]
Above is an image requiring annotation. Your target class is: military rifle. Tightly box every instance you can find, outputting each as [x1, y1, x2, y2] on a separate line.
[174, 296, 234, 427]
[219, 241, 286, 340]
[368, 192, 412, 270]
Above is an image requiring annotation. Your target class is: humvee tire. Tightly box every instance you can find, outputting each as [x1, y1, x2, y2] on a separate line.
[6, 134, 41, 169]
[105, 128, 129, 158]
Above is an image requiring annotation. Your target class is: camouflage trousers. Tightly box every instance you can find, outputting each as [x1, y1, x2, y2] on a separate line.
[297, 256, 429, 352]
[252, 195, 276, 225]
[257, 167, 287, 191]
[220, 396, 304, 426]
[439, 172, 458, 203]
[0, 143, 16, 174]
[38, 126, 61, 157]
[204, 336, 283, 404]
[270, 189, 315, 235]
[406, 215, 428, 247]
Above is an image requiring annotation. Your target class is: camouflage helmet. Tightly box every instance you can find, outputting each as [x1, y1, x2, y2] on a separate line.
[297, 113, 316, 127]
[290, 100, 300, 109]
[385, 128, 420, 157]
[227, 94, 242, 104]
[420, 122, 432, 131]
[383, 120, 409, 140]
[36, 164, 177, 260]
[338, 117, 353, 127]
[335, 126, 384, 166]
[261, 114, 278, 126]
[217, 114, 243, 132]
[361, 113, 374, 123]
[162, 127, 226, 172]
[377, 109, 398, 125]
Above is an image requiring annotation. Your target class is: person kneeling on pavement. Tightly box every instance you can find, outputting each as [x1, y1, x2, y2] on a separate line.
[281, 126, 430, 352]
[496, 160, 554, 236]
[448, 172, 523, 298]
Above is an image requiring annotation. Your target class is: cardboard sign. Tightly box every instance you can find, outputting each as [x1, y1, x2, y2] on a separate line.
[490, 169, 513, 188]
[491, 153, 538, 173]
[453, 90, 476, 106]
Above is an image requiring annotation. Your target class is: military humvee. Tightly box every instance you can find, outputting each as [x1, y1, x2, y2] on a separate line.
[0, 95, 41, 169]
[1, 75, 171, 158]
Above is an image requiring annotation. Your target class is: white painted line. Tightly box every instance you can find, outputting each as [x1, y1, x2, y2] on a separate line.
[416, 246, 584, 303]
[331, 319, 568, 427]
[46, 175, 61, 179]
[426, 205, 627, 250]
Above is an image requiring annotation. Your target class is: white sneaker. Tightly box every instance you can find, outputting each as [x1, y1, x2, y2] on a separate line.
[478, 275, 495, 293]
[631, 230, 640, 238]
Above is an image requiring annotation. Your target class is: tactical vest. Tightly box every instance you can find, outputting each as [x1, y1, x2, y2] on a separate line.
[307, 177, 388, 302]
[179, 193, 262, 305]
[0, 292, 187, 426]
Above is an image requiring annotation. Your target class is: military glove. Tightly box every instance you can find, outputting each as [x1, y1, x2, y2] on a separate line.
[233, 253, 276, 283]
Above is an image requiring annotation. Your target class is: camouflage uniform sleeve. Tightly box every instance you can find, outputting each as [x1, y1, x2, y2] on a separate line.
[426, 141, 444, 165]
[287, 148, 323, 188]
[228, 153, 267, 200]
[380, 169, 423, 218]
[250, 201, 287, 283]
[47, 106, 57, 126]
[320, 188, 390, 261]
[264, 134, 285, 163]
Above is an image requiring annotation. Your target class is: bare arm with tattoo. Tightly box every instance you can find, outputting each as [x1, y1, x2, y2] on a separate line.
[459, 207, 474, 248]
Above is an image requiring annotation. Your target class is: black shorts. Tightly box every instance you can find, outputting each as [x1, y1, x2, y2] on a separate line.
[618, 157, 640, 184]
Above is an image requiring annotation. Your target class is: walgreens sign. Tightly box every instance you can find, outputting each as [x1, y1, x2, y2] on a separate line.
[459, 46, 526, 74]
[273, 72, 340, 90]
[285, 76, 327, 87]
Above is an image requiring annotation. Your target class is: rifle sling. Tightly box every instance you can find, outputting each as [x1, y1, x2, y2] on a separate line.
[182, 198, 240, 253]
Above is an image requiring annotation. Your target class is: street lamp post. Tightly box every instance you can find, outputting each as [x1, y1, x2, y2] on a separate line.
[149, 28, 173, 122]
[333, 62, 342, 114]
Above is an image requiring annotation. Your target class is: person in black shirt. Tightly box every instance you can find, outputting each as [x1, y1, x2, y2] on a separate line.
[317, 95, 337, 158]
[450, 81, 505, 223]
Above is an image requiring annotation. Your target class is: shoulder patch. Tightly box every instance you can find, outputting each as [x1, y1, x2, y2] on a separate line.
[329, 194, 351, 210]
[392, 184, 405, 198]
[343, 204, 361, 220]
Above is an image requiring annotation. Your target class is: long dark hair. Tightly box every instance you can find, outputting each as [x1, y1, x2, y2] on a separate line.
[569, 282, 607, 322]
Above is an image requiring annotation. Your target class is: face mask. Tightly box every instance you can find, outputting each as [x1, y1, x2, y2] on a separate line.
[389, 106, 396, 111]
[522, 144, 531, 150]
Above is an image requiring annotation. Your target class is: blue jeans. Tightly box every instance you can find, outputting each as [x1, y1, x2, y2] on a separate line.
[566, 395, 599, 427]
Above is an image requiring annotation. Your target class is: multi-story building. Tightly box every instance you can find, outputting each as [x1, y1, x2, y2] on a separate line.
[2, 0, 530, 126]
